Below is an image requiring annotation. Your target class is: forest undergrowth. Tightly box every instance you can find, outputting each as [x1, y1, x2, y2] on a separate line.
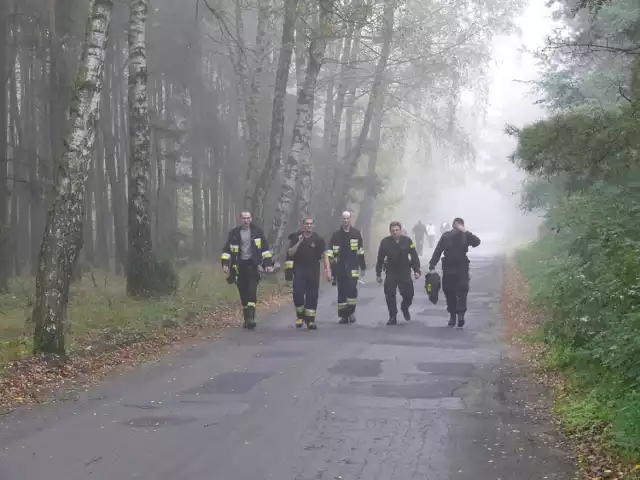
[504, 244, 640, 479]
[0, 265, 290, 410]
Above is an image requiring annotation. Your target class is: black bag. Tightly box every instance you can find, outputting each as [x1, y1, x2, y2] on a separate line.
[424, 271, 441, 305]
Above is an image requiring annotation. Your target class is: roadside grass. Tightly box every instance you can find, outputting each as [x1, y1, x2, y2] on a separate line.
[514, 244, 640, 479]
[0, 264, 289, 374]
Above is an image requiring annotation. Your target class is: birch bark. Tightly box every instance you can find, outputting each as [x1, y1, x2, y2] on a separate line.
[32, 0, 114, 355]
[269, 0, 333, 254]
[126, 0, 154, 297]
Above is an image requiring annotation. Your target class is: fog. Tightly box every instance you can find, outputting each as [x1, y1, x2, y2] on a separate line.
[391, 0, 555, 255]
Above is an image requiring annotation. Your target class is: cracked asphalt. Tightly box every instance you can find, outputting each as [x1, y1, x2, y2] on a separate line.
[0, 237, 574, 479]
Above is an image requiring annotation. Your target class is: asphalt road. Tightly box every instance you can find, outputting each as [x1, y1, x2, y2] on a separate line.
[0, 246, 573, 480]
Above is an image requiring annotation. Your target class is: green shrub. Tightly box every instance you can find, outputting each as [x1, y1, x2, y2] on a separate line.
[147, 253, 179, 296]
[517, 173, 640, 456]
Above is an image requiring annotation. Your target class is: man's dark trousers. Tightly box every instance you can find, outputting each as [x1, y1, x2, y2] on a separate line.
[442, 266, 470, 314]
[336, 267, 358, 318]
[237, 260, 259, 314]
[383, 271, 414, 316]
[415, 236, 424, 255]
[292, 267, 320, 321]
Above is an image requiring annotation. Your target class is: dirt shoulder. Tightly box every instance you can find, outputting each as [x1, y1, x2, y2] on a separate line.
[0, 284, 290, 413]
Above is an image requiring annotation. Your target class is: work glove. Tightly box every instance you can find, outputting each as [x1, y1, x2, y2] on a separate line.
[376, 276, 383, 284]
[360, 269, 366, 279]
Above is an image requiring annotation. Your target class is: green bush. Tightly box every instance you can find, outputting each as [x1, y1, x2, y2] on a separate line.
[147, 253, 179, 296]
[517, 172, 640, 456]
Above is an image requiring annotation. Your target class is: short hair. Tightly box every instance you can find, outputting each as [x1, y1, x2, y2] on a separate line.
[453, 217, 464, 226]
[240, 211, 252, 217]
[389, 221, 402, 230]
[302, 215, 313, 223]
[342, 211, 351, 218]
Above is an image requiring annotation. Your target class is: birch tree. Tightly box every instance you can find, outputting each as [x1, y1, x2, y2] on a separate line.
[127, 0, 154, 297]
[269, 0, 333, 254]
[251, 0, 299, 222]
[32, 0, 114, 356]
[0, 2, 8, 292]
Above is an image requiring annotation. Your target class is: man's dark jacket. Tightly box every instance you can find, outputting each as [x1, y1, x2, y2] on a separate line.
[429, 230, 481, 272]
[221, 224, 274, 269]
[328, 227, 367, 272]
[375, 235, 421, 277]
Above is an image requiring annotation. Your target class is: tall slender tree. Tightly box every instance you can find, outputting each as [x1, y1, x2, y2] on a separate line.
[127, 0, 154, 296]
[32, 0, 114, 355]
[0, 2, 8, 291]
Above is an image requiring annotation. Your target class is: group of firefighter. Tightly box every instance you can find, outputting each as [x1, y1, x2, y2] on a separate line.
[220, 211, 480, 331]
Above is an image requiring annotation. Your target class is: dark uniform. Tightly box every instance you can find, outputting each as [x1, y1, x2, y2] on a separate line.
[412, 222, 427, 255]
[328, 227, 366, 324]
[428, 229, 481, 327]
[221, 224, 274, 329]
[285, 231, 326, 330]
[375, 236, 421, 324]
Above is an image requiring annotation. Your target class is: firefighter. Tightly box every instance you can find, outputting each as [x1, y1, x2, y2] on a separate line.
[220, 211, 274, 330]
[328, 211, 366, 324]
[412, 220, 428, 255]
[428, 217, 481, 328]
[375, 221, 421, 325]
[285, 216, 332, 330]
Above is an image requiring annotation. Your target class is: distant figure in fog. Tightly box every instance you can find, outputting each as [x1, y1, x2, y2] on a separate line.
[429, 217, 480, 329]
[440, 220, 449, 234]
[425, 222, 437, 248]
[412, 220, 427, 255]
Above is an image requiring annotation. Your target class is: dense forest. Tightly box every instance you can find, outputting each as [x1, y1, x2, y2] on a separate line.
[512, 0, 640, 464]
[0, 0, 519, 358]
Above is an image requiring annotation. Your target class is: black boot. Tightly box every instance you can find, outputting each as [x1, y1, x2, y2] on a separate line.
[338, 315, 349, 324]
[348, 314, 356, 324]
[387, 315, 398, 325]
[306, 315, 318, 330]
[448, 313, 456, 327]
[401, 306, 411, 321]
[246, 306, 257, 330]
[457, 313, 465, 329]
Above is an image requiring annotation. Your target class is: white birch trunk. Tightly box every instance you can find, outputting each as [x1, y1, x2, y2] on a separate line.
[242, 0, 270, 209]
[126, 0, 154, 297]
[32, 0, 114, 356]
[250, 0, 298, 223]
[335, 0, 394, 216]
[269, 0, 333, 255]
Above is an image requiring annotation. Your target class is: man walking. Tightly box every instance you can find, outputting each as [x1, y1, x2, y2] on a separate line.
[285, 216, 332, 330]
[426, 222, 437, 248]
[221, 211, 274, 330]
[328, 211, 366, 324]
[428, 217, 481, 328]
[412, 220, 428, 255]
[376, 221, 421, 325]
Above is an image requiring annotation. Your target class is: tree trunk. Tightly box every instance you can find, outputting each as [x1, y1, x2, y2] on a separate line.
[251, 0, 298, 223]
[127, 0, 154, 296]
[0, 7, 8, 291]
[32, 0, 114, 356]
[269, 0, 332, 255]
[343, 30, 361, 156]
[242, 0, 270, 209]
[322, 17, 360, 218]
[335, 0, 393, 216]
[355, 95, 385, 244]
[95, 133, 110, 270]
